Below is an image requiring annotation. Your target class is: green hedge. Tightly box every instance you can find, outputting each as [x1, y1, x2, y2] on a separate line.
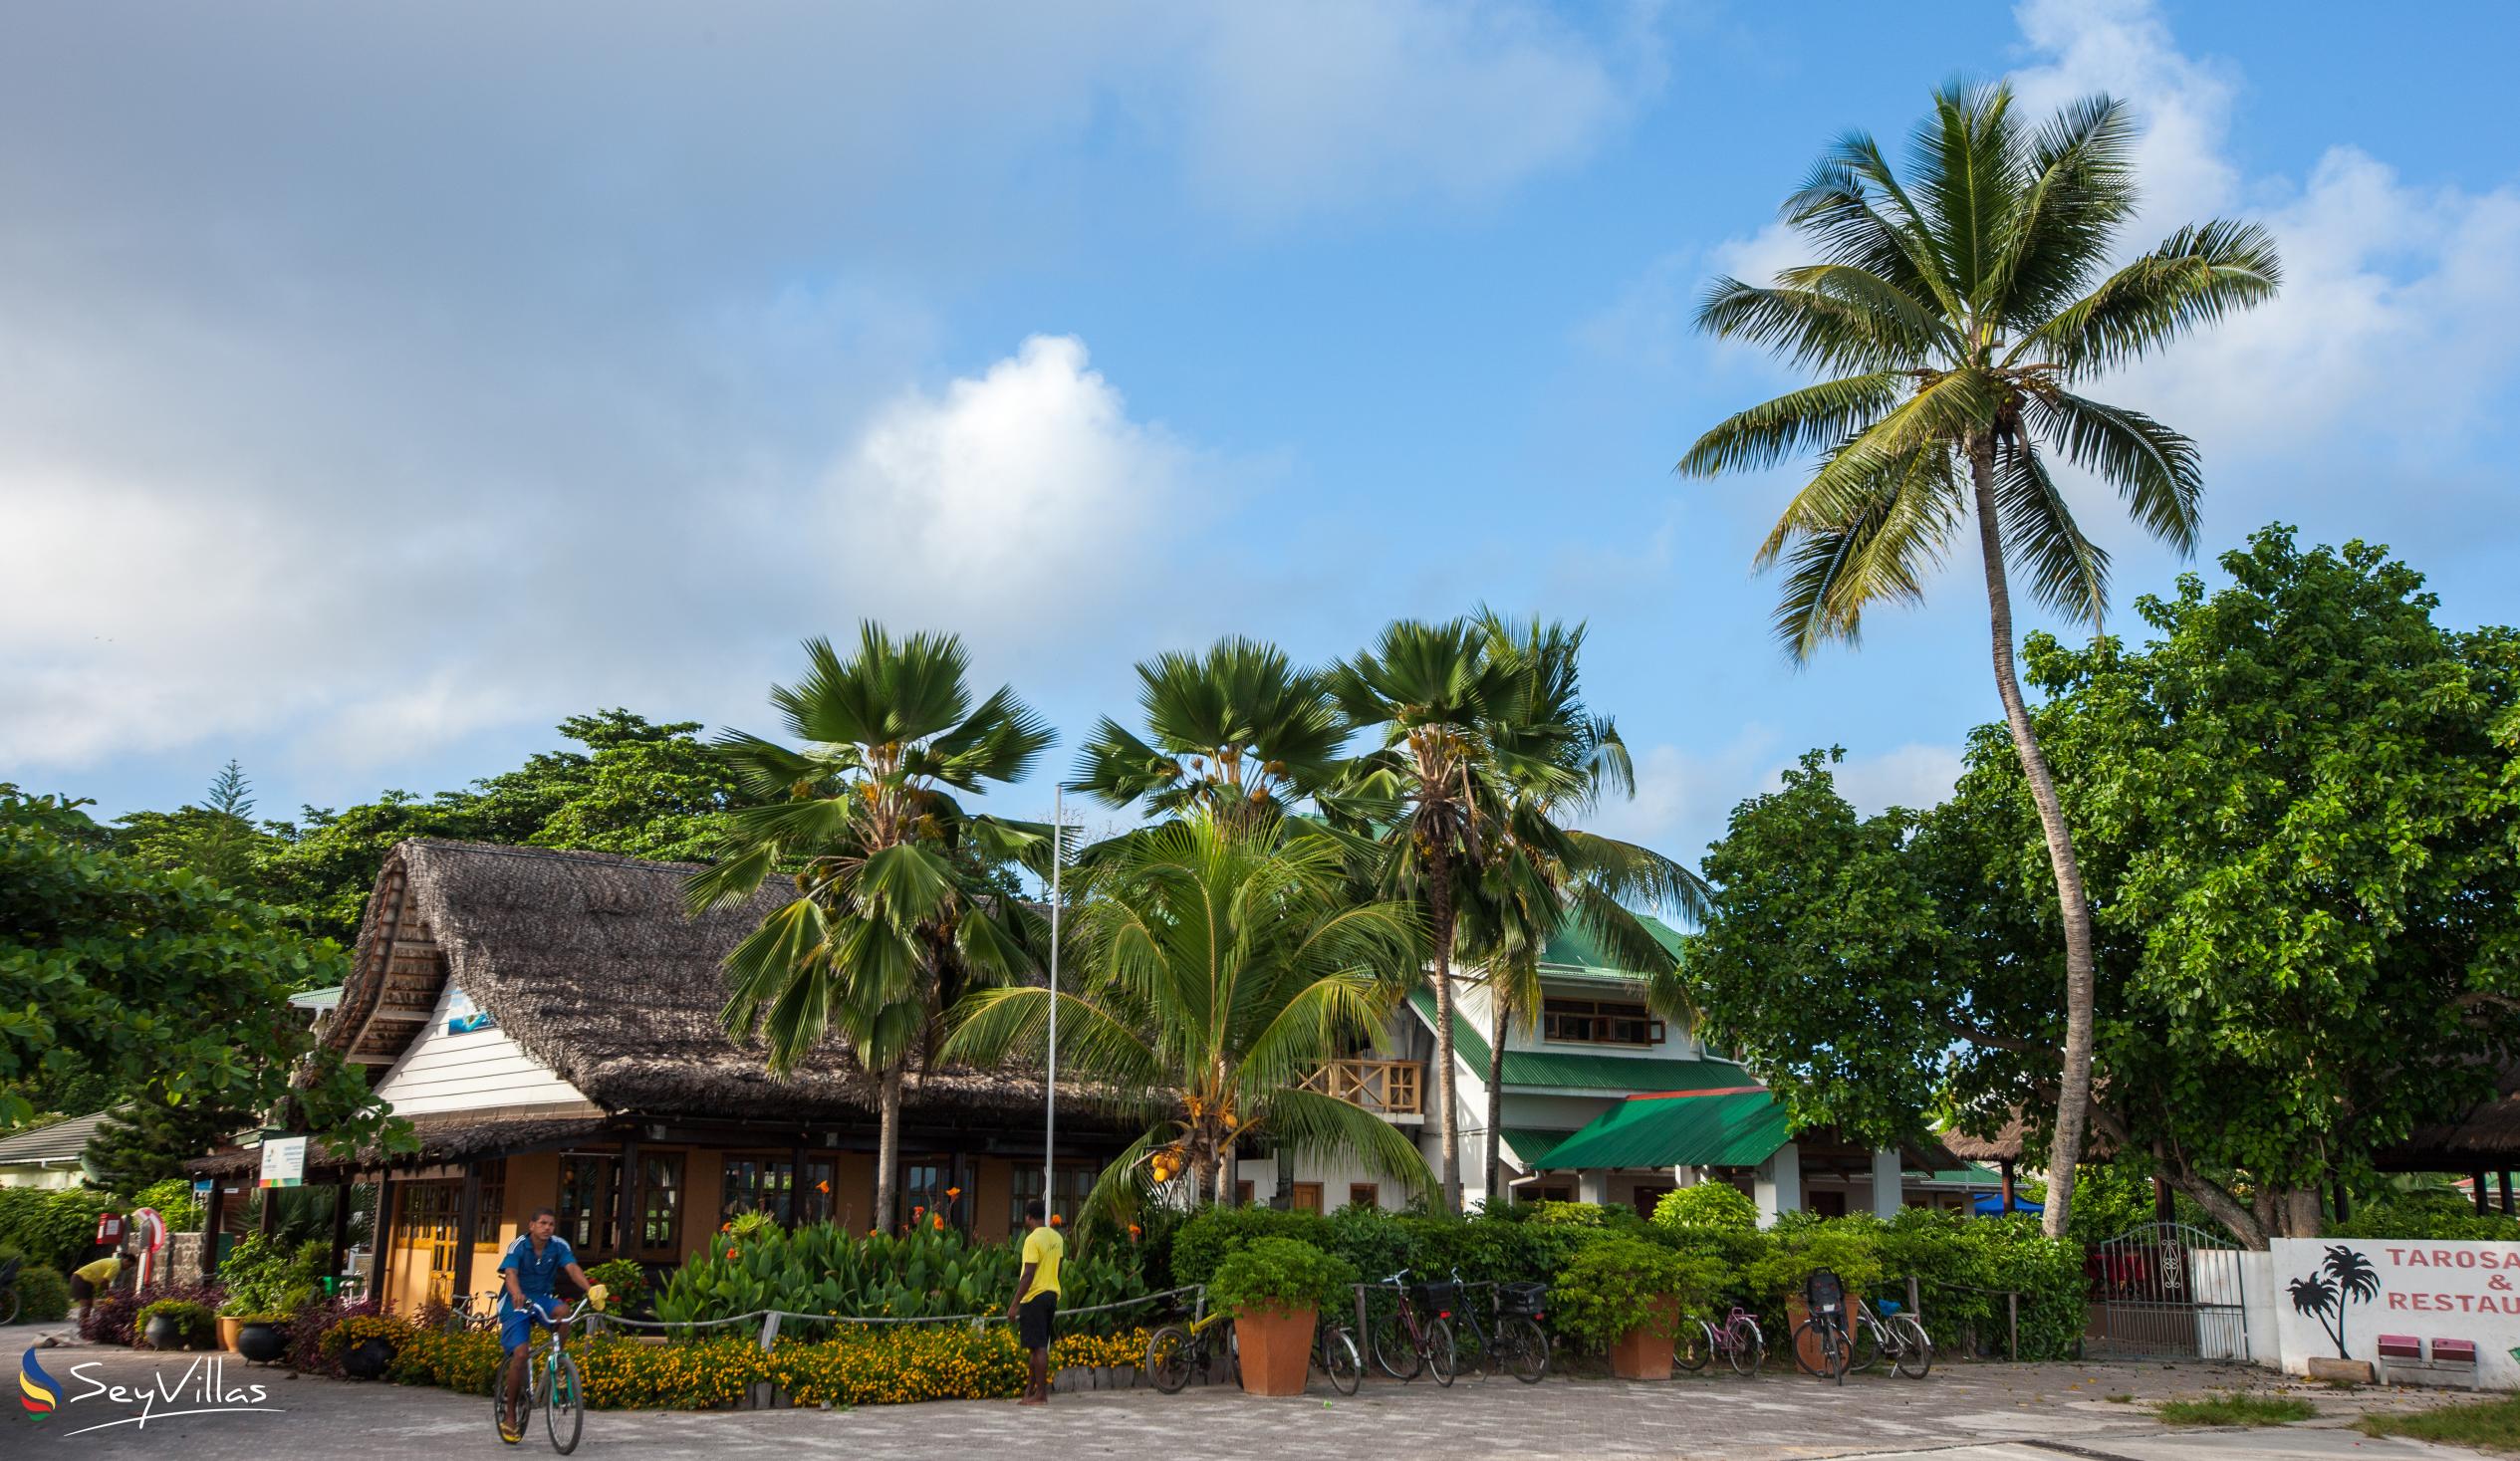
[0, 1186, 117, 1269]
[15, 1264, 71, 1322]
[2333, 1196, 2520, 1242]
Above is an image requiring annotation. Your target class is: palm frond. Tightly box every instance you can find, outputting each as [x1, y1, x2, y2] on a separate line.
[2025, 389, 2203, 553]
[1769, 443, 1964, 658]
[1994, 438, 2111, 629]
[1676, 371, 1901, 477]
[1989, 94, 2136, 324]
[2020, 219, 2281, 374]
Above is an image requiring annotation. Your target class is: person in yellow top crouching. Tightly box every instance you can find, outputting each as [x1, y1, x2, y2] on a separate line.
[70, 1246, 134, 1326]
[1008, 1199, 1063, 1405]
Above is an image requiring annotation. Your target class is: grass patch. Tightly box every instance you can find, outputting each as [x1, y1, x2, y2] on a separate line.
[2105, 1393, 2133, 1403]
[2155, 1393, 2317, 1427]
[2359, 1394, 2520, 1453]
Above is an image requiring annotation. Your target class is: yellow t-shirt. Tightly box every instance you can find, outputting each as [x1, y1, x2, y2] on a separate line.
[1019, 1225, 1064, 1302]
[74, 1256, 122, 1286]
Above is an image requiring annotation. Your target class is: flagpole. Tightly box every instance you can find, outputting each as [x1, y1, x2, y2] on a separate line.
[1045, 784, 1061, 1221]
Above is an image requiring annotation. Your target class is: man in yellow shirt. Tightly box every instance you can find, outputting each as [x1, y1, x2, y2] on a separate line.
[70, 1246, 133, 1325]
[1007, 1199, 1063, 1405]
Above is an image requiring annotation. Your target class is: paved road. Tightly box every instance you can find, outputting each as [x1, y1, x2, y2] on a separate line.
[4, 1326, 2482, 1461]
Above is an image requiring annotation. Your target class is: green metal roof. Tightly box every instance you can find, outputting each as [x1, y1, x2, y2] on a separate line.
[1536, 913, 1685, 978]
[1406, 988, 1756, 1093]
[1920, 1164, 2003, 1187]
[1500, 1128, 1576, 1166]
[1532, 1089, 1793, 1171]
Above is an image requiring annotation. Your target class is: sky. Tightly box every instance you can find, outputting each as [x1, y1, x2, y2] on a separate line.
[6, 0, 2517, 871]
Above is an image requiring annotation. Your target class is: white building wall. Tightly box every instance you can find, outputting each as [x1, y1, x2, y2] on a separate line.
[371, 982, 594, 1115]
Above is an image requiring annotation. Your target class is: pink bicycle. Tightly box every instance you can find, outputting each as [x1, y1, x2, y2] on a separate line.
[1675, 1306, 1766, 1376]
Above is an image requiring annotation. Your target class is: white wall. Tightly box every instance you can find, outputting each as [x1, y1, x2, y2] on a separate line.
[2269, 1237, 2520, 1389]
[371, 982, 593, 1115]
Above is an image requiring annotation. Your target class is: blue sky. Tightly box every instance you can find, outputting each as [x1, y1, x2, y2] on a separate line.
[6, 0, 2517, 868]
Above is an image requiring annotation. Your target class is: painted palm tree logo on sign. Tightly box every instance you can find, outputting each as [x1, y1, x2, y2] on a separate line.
[18, 1347, 60, 1417]
[2288, 1245, 2382, 1358]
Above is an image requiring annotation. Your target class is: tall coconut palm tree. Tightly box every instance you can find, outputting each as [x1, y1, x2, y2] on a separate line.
[1331, 617, 1528, 1212]
[1459, 612, 1711, 1202]
[1678, 83, 2278, 1236]
[1073, 636, 1349, 830]
[943, 811, 1430, 1217]
[687, 623, 1053, 1233]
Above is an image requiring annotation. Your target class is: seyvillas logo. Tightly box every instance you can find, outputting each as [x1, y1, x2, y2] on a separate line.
[19, 1347, 60, 1416]
[29, 1355, 282, 1437]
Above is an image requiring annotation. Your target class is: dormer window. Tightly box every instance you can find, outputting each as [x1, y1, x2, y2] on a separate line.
[1541, 996, 1663, 1047]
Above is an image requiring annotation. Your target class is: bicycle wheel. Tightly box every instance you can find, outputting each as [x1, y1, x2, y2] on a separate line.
[1793, 1320, 1849, 1381]
[491, 1359, 525, 1446]
[1425, 1318, 1458, 1387]
[0, 1289, 18, 1327]
[1145, 1325, 1194, 1394]
[1849, 1315, 1884, 1373]
[1890, 1315, 1933, 1378]
[1674, 1319, 1712, 1372]
[1321, 1325, 1362, 1396]
[1725, 1317, 1765, 1377]
[1372, 1312, 1424, 1381]
[545, 1353, 583, 1455]
[1498, 1316, 1550, 1384]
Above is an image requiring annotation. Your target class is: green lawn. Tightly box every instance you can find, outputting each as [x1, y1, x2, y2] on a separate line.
[2359, 1395, 2520, 1453]
[2155, 1393, 2318, 1426]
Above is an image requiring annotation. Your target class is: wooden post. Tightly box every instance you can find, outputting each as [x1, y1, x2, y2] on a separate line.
[1905, 1274, 1920, 1320]
[200, 1179, 225, 1276]
[1999, 1158, 2016, 1214]
[2477, 1170, 2492, 1217]
[374, 1174, 397, 1307]
[2333, 1181, 2352, 1224]
[328, 1178, 353, 1282]
[453, 1162, 481, 1302]
[789, 1142, 808, 1228]
[2006, 1291, 2019, 1362]
[614, 1135, 642, 1260]
[257, 1187, 279, 1236]
[2500, 1171, 2513, 1215]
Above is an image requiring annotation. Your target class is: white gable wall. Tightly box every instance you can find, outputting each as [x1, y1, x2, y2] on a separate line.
[371, 980, 594, 1116]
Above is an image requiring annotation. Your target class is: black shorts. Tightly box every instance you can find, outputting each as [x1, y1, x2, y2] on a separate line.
[1018, 1293, 1056, 1350]
[70, 1276, 97, 1302]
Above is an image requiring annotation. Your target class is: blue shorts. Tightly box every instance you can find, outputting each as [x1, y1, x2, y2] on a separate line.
[500, 1303, 553, 1353]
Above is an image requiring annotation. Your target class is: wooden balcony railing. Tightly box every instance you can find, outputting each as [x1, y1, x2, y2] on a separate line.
[1300, 1058, 1423, 1115]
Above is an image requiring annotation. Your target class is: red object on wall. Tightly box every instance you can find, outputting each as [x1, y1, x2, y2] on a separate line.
[96, 1211, 126, 1247]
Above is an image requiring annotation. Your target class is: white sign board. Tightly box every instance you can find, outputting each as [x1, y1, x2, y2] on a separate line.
[258, 1135, 308, 1189]
[2272, 1237, 2520, 1389]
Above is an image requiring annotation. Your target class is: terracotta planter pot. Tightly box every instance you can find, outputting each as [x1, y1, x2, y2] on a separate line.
[1785, 1292, 1863, 1372]
[218, 1316, 244, 1352]
[1609, 1295, 1682, 1379]
[1233, 1304, 1316, 1397]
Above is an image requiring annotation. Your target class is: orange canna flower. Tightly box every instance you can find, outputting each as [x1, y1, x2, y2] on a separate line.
[725, 1248, 738, 1260]
[945, 1186, 961, 1198]
[931, 1213, 945, 1231]
[1049, 1213, 1064, 1227]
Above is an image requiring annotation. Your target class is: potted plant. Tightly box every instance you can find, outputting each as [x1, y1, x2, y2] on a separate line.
[217, 1234, 326, 1358]
[1747, 1230, 1884, 1372]
[138, 1299, 215, 1351]
[320, 1314, 414, 1380]
[1550, 1237, 1727, 1380]
[231, 1312, 293, 1363]
[1207, 1237, 1357, 1397]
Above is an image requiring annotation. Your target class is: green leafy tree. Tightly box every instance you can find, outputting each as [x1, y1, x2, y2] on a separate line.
[1678, 82, 2280, 1236]
[85, 1092, 244, 1191]
[1074, 637, 1349, 830]
[1681, 529, 2520, 1248]
[944, 812, 1430, 1216]
[688, 625, 1052, 1233]
[114, 761, 273, 889]
[0, 788, 401, 1151]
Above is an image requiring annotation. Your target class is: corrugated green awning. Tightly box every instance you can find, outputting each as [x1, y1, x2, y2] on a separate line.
[1532, 1089, 1793, 1171]
[1500, 1128, 1577, 1167]
[1405, 988, 1757, 1094]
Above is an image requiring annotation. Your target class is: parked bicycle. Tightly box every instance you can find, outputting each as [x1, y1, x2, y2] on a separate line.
[442, 1287, 502, 1336]
[490, 1300, 598, 1452]
[1440, 1269, 1550, 1383]
[1674, 1305, 1766, 1377]
[1847, 1296, 1932, 1378]
[1367, 1270, 1457, 1385]
[1791, 1268, 1852, 1384]
[1145, 1297, 1238, 1393]
[1313, 1314, 1364, 1395]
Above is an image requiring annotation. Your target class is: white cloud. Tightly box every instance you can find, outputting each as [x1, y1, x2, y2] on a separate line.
[1582, 733, 1962, 869]
[1829, 742, 1965, 817]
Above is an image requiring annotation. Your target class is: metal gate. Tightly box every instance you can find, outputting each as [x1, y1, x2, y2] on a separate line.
[2085, 1222, 2249, 1359]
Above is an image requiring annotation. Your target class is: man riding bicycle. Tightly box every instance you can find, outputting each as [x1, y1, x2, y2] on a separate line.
[499, 1207, 595, 1438]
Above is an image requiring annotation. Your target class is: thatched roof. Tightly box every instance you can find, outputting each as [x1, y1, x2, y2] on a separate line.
[186, 1112, 616, 1178]
[323, 840, 1089, 1129]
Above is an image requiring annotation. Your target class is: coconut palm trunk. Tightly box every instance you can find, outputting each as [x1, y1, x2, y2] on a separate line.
[1968, 440, 2098, 1239]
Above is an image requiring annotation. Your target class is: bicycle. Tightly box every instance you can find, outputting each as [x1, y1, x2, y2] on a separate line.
[443, 1287, 502, 1336]
[1145, 1297, 1238, 1393]
[490, 1298, 601, 1452]
[1440, 1269, 1550, 1383]
[1674, 1305, 1766, 1377]
[1791, 1269, 1852, 1384]
[1846, 1296, 1932, 1378]
[1367, 1270, 1457, 1385]
[1312, 1313, 1364, 1395]
[0, 1257, 20, 1327]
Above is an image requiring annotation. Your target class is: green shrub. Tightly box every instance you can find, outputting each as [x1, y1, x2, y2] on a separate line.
[1166, 1207, 1333, 1288]
[1547, 1236, 1726, 1353]
[2334, 1196, 2520, 1242]
[216, 1233, 326, 1317]
[136, 1298, 216, 1346]
[0, 1186, 118, 1269]
[1209, 1237, 1357, 1318]
[1744, 1219, 1886, 1308]
[133, 1177, 205, 1232]
[584, 1258, 648, 1311]
[15, 1264, 71, 1322]
[1653, 1183, 1759, 1233]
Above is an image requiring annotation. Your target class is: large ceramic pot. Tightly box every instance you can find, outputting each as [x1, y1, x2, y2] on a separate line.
[1785, 1292, 1864, 1373]
[236, 1321, 289, 1364]
[343, 1337, 395, 1380]
[1233, 1304, 1316, 1397]
[218, 1315, 244, 1352]
[142, 1314, 187, 1351]
[1609, 1295, 1682, 1380]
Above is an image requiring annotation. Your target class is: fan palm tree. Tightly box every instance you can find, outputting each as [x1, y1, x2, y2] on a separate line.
[1331, 618, 1526, 1212]
[1678, 83, 2279, 1237]
[943, 811, 1430, 1216]
[1458, 612, 1712, 1201]
[1073, 637, 1349, 830]
[686, 623, 1054, 1233]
